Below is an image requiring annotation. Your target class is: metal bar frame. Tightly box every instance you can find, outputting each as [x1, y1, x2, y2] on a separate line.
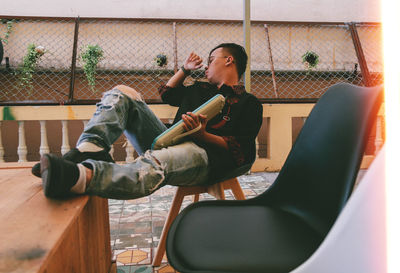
[68, 17, 80, 103]
[264, 24, 279, 98]
[348, 22, 371, 86]
[243, 0, 251, 92]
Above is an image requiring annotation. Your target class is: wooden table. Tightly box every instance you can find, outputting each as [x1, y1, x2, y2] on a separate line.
[0, 165, 114, 273]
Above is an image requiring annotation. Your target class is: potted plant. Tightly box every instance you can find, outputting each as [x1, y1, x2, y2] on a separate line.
[0, 19, 16, 65]
[302, 50, 319, 74]
[80, 44, 104, 92]
[154, 54, 168, 67]
[17, 44, 46, 93]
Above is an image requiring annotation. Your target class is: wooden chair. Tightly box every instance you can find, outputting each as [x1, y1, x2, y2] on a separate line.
[152, 164, 251, 267]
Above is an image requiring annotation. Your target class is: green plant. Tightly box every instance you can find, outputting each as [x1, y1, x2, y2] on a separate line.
[154, 54, 168, 67]
[302, 50, 319, 71]
[1, 19, 16, 44]
[17, 44, 46, 92]
[81, 44, 104, 92]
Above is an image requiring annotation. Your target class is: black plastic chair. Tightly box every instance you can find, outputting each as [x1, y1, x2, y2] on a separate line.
[165, 83, 383, 273]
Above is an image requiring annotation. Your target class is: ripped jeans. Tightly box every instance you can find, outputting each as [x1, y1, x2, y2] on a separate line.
[78, 88, 210, 200]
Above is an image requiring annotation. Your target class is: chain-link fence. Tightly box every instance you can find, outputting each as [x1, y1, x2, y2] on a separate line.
[251, 23, 368, 99]
[0, 17, 382, 104]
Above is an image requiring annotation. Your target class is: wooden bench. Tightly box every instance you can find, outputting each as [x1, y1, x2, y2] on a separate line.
[0, 164, 115, 273]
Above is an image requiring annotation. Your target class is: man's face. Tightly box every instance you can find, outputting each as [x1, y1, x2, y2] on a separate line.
[205, 48, 229, 85]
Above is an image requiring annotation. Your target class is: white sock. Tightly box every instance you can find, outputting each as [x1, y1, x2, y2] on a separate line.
[77, 142, 103, 153]
[70, 164, 87, 194]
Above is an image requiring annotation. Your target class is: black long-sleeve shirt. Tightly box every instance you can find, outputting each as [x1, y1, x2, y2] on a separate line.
[159, 81, 263, 182]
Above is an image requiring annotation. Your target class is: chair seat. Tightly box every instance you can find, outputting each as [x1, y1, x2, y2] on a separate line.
[167, 201, 323, 273]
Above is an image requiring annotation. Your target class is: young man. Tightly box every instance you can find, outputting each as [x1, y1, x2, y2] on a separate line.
[33, 43, 263, 199]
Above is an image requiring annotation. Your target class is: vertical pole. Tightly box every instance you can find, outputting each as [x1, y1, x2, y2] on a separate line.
[243, 0, 251, 92]
[69, 17, 80, 103]
[348, 22, 371, 87]
[173, 22, 178, 74]
[264, 24, 279, 98]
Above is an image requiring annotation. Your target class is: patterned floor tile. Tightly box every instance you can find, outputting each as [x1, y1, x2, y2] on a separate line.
[117, 265, 153, 273]
[154, 264, 177, 273]
[125, 196, 151, 204]
[119, 221, 152, 235]
[116, 265, 131, 273]
[115, 248, 152, 266]
[114, 234, 153, 249]
[119, 211, 152, 223]
[109, 199, 125, 205]
[131, 248, 151, 264]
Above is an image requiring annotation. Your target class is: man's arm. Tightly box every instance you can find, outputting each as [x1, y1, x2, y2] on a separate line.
[182, 112, 229, 150]
[166, 52, 229, 150]
[166, 52, 203, 88]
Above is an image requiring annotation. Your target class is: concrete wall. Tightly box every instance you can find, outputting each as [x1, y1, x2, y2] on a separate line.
[2, 0, 380, 22]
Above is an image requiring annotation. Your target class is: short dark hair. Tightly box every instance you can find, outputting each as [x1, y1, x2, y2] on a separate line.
[209, 43, 248, 79]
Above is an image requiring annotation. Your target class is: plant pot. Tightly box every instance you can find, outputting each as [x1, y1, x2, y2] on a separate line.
[155, 54, 167, 67]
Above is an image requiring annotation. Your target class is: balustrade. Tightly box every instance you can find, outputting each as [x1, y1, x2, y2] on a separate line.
[0, 104, 384, 171]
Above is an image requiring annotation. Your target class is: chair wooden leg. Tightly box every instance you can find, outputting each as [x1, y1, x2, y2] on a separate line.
[193, 194, 200, 202]
[152, 187, 185, 267]
[207, 183, 225, 200]
[230, 178, 246, 200]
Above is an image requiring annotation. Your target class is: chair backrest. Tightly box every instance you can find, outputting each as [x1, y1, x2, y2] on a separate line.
[257, 83, 383, 236]
[291, 146, 386, 273]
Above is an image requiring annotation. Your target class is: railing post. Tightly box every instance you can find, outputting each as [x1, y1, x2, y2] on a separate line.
[17, 121, 27, 162]
[39, 120, 50, 156]
[61, 120, 70, 155]
[125, 140, 135, 163]
[255, 137, 260, 159]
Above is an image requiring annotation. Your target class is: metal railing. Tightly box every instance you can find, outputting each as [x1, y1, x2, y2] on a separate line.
[0, 17, 382, 105]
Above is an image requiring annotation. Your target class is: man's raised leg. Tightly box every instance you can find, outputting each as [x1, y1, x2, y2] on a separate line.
[32, 85, 166, 177]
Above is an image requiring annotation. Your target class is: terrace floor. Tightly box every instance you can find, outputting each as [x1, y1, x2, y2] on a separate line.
[109, 171, 279, 273]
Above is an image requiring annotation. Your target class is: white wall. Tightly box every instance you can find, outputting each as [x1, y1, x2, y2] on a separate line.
[1, 0, 380, 22]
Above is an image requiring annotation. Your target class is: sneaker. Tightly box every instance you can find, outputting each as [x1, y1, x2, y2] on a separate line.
[41, 154, 80, 198]
[32, 148, 114, 178]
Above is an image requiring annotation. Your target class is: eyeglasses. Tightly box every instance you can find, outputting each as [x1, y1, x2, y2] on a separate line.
[207, 56, 229, 66]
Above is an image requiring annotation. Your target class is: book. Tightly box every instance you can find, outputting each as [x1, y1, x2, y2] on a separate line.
[151, 94, 226, 150]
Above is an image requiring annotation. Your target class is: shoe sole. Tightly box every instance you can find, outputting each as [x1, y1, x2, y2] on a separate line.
[32, 163, 41, 178]
[34, 150, 115, 178]
[40, 155, 52, 197]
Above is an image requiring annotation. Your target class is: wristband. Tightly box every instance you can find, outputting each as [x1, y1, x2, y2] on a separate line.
[181, 65, 191, 76]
